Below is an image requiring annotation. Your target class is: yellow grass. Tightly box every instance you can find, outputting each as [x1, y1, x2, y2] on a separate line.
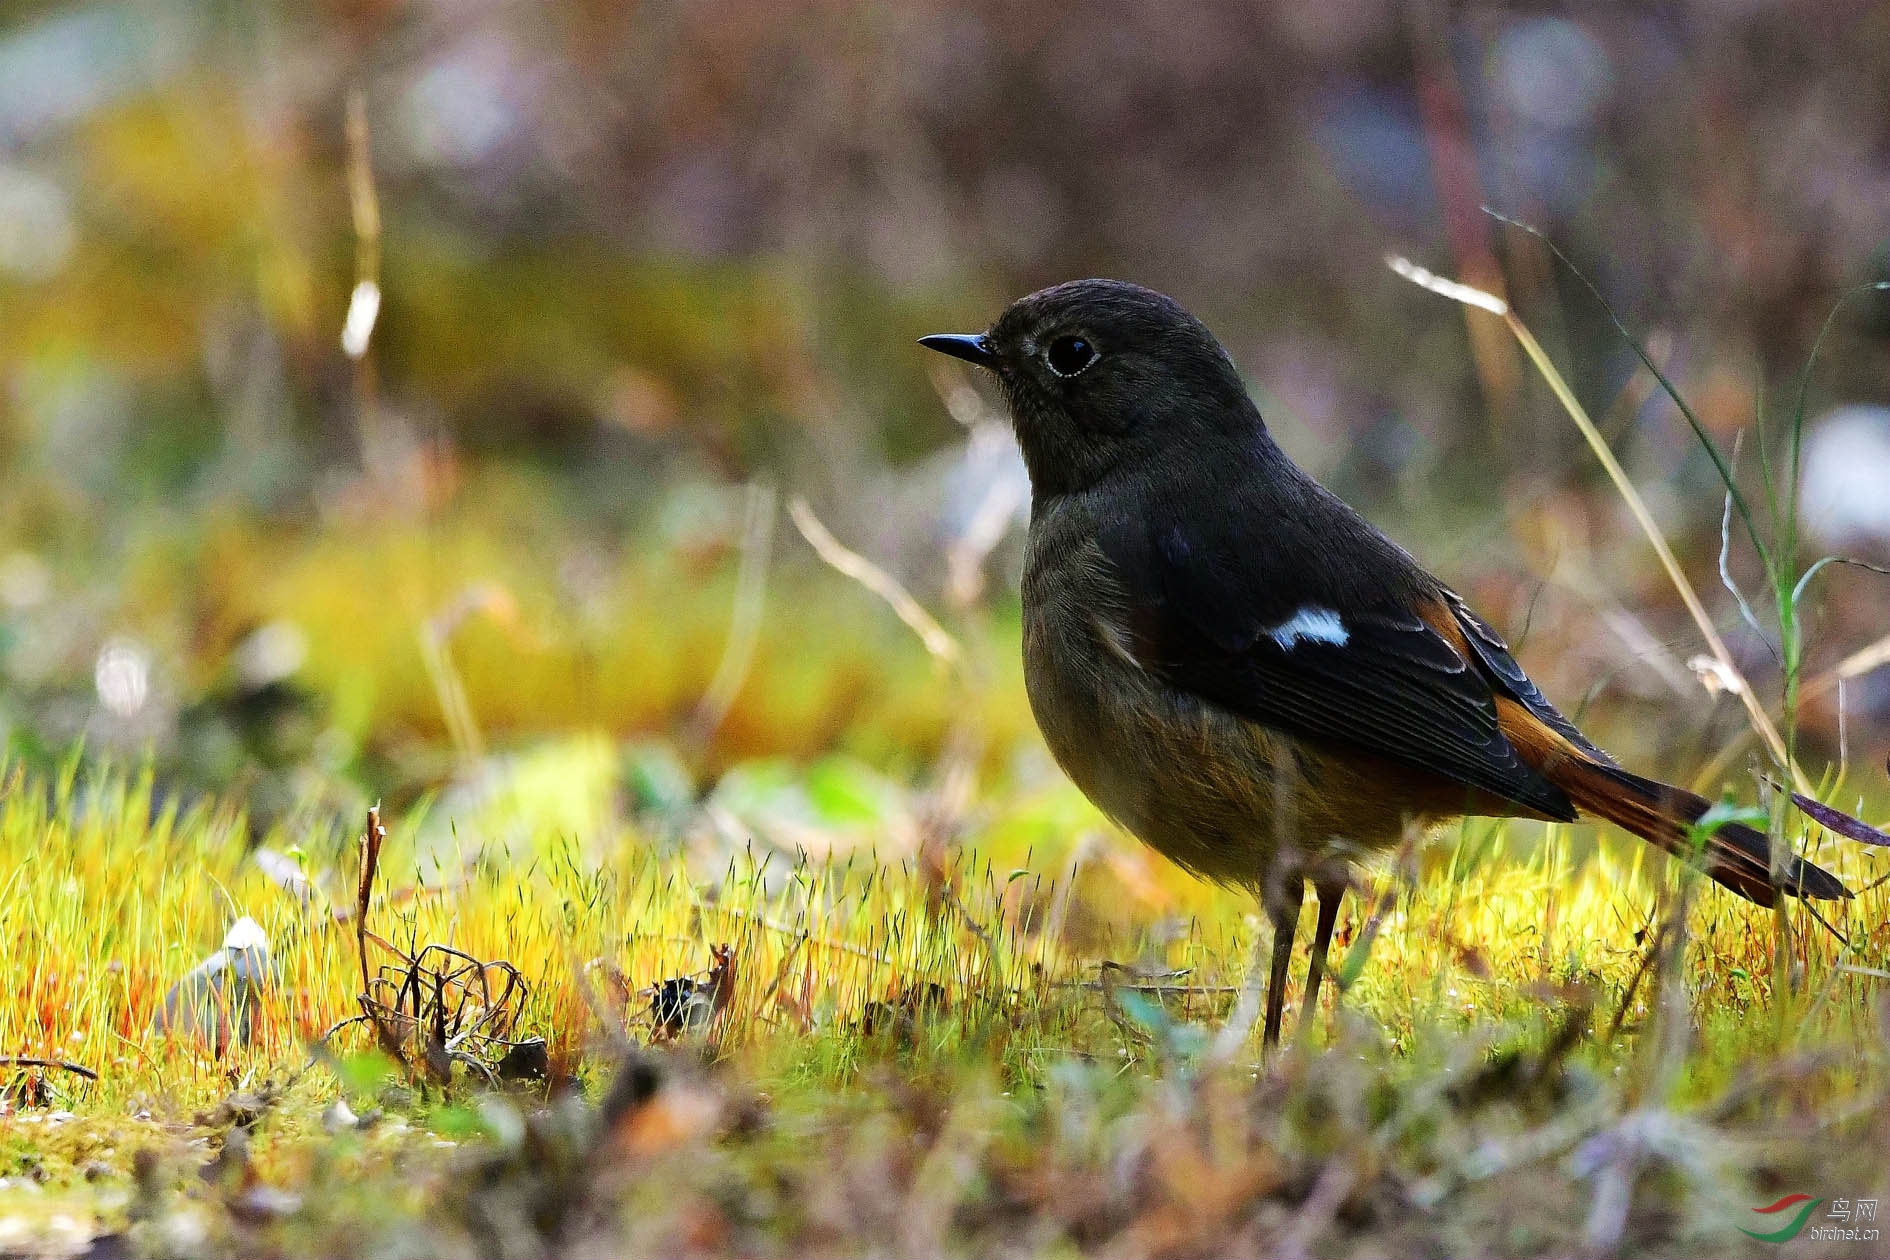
[3, 752, 1883, 1126]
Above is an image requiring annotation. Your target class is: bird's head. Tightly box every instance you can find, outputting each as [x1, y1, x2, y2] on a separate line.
[921, 279, 1265, 498]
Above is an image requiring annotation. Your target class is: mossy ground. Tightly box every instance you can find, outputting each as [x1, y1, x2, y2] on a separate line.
[2, 720, 1885, 1256]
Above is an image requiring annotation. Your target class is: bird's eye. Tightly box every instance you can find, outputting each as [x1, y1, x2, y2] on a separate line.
[1045, 335, 1098, 378]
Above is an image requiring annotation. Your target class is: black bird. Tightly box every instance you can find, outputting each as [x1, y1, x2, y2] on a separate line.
[921, 278, 1849, 1048]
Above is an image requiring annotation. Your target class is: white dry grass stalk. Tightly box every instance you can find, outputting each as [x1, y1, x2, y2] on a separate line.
[946, 467, 1023, 610]
[927, 362, 992, 431]
[1805, 630, 1890, 791]
[690, 480, 778, 743]
[1207, 922, 1272, 1065]
[929, 365, 1026, 608]
[1556, 560, 1699, 697]
[1385, 256, 1511, 315]
[1386, 254, 1809, 793]
[1807, 631, 1890, 699]
[787, 495, 962, 669]
[1689, 630, 1890, 792]
[345, 89, 382, 300]
[340, 281, 381, 361]
[343, 87, 390, 476]
[418, 583, 515, 769]
[418, 628, 482, 770]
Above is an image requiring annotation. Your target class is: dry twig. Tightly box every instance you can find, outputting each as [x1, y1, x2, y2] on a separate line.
[787, 496, 960, 669]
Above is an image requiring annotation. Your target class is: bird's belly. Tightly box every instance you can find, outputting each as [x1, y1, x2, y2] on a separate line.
[1022, 600, 1376, 887]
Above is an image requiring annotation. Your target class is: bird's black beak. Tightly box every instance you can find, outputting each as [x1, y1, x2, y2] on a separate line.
[918, 333, 997, 370]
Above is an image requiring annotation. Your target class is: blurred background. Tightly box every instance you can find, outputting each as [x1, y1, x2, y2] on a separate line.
[1, 0, 1886, 854]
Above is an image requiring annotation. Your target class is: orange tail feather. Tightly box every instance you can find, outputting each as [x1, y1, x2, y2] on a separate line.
[1555, 759, 1849, 905]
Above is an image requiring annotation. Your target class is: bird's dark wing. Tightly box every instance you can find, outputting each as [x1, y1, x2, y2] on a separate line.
[1097, 504, 1578, 821]
[1439, 589, 1616, 767]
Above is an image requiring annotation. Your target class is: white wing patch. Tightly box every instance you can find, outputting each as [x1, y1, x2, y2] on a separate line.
[1265, 606, 1349, 650]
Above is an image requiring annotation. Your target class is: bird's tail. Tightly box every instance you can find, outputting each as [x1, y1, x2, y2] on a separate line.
[1555, 759, 1850, 905]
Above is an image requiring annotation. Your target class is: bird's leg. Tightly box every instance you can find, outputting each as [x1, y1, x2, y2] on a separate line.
[1261, 877, 1305, 1050]
[1299, 878, 1346, 1042]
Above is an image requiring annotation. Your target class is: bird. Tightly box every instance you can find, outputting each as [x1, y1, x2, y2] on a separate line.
[920, 278, 1850, 1049]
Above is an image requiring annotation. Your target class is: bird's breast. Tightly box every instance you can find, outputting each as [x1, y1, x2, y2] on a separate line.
[1021, 519, 1301, 883]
